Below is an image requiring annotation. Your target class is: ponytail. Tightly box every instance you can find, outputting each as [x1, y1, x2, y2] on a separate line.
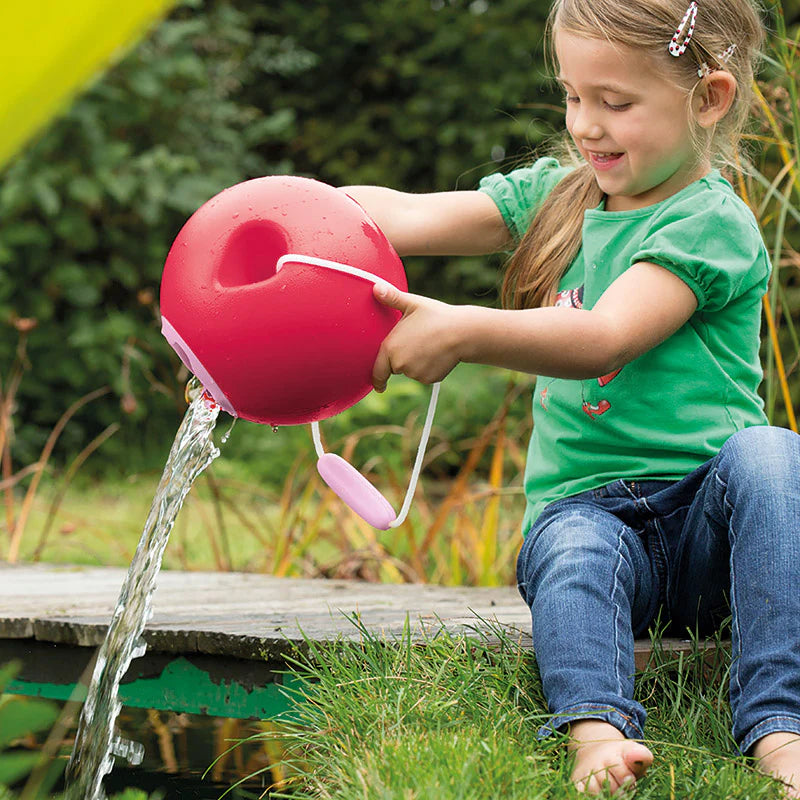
[501, 164, 602, 309]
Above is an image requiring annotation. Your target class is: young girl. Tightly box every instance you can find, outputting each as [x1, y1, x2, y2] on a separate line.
[343, 0, 800, 795]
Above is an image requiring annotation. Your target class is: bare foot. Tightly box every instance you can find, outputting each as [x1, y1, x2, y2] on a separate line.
[568, 719, 654, 795]
[752, 732, 800, 798]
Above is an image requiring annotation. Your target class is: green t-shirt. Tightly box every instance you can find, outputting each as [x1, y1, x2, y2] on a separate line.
[479, 158, 771, 532]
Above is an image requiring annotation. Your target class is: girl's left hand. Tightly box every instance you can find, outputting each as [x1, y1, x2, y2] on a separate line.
[371, 282, 463, 392]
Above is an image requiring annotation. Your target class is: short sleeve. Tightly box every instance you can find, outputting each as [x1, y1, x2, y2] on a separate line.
[630, 190, 771, 312]
[478, 157, 574, 243]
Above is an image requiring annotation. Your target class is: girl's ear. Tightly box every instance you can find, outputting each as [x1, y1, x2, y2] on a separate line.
[696, 70, 737, 127]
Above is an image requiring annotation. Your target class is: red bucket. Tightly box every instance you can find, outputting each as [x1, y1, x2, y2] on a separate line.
[160, 176, 406, 425]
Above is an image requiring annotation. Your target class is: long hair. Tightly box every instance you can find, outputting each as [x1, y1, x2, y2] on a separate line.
[501, 0, 765, 310]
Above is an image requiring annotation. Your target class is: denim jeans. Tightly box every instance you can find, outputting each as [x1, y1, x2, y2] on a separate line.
[516, 425, 800, 754]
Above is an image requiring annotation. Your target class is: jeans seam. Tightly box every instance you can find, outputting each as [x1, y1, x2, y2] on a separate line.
[537, 703, 645, 741]
[612, 528, 626, 697]
[649, 519, 668, 610]
[714, 471, 735, 517]
[718, 466, 745, 703]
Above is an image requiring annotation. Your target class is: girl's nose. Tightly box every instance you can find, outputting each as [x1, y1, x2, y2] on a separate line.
[570, 108, 603, 141]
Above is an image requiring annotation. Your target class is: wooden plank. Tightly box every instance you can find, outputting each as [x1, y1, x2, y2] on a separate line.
[0, 563, 717, 668]
[0, 563, 532, 660]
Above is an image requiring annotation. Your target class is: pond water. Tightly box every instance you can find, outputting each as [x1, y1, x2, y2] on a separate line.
[12, 704, 279, 799]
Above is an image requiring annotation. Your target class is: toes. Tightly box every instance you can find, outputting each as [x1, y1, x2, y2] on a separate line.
[576, 767, 626, 796]
[623, 742, 654, 777]
[607, 764, 636, 791]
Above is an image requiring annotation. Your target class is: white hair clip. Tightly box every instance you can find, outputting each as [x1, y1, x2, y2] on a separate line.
[669, 1, 698, 57]
[697, 44, 737, 78]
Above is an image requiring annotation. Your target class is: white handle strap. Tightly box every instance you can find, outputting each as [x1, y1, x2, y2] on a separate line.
[311, 381, 440, 528]
[279, 251, 438, 529]
[276, 253, 396, 289]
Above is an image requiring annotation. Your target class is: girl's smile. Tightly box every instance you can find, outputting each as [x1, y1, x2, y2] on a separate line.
[555, 31, 710, 211]
[586, 151, 625, 171]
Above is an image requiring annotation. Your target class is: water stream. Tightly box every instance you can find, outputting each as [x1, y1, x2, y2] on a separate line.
[65, 381, 221, 800]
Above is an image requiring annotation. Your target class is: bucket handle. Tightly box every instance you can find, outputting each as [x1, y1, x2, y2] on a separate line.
[277, 253, 440, 529]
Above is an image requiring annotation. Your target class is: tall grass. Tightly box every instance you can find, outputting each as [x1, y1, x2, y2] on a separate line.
[742, 1, 800, 430]
[230, 621, 782, 799]
[12, 367, 533, 588]
[0, 319, 117, 565]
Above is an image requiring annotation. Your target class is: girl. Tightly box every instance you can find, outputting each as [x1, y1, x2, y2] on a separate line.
[343, 0, 800, 795]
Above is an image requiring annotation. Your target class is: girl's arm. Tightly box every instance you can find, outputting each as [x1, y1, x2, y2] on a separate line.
[371, 261, 698, 391]
[340, 185, 513, 256]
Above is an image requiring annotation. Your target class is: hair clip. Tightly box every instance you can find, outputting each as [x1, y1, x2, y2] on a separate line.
[669, 1, 698, 57]
[697, 44, 736, 79]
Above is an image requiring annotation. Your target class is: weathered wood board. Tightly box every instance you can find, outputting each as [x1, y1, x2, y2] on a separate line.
[0, 563, 534, 661]
[0, 563, 708, 673]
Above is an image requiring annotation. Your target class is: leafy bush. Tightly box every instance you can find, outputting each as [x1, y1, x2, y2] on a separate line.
[1, 0, 562, 476]
[242, 0, 561, 302]
[0, 0, 315, 471]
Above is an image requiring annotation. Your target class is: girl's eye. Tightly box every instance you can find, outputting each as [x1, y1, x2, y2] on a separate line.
[565, 95, 579, 104]
[605, 102, 631, 111]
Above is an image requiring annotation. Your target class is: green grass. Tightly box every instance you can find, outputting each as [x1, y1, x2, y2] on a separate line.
[241, 621, 785, 800]
[14, 472, 284, 572]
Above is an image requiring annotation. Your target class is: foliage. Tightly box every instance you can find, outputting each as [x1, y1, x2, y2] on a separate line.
[741, 1, 800, 430]
[1, 0, 562, 475]
[247, 0, 557, 189]
[0, 0, 314, 469]
[243, 0, 562, 303]
[20, 364, 531, 589]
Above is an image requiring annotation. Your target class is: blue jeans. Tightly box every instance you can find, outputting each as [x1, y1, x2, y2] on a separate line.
[516, 426, 800, 754]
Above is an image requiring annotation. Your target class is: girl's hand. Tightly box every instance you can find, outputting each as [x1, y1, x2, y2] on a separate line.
[371, 282, 463, 392]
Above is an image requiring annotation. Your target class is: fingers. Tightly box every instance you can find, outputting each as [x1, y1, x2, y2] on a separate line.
[370, 283, 456, 391]
[371, 282, 413, 393]
[373, 281, 415, 313]
[372, 346, 391, 393]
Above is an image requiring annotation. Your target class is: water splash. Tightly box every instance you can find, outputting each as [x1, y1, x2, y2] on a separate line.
[65, 383, 221, 800]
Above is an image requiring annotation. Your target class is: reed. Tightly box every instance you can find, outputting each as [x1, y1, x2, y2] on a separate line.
[0, 318, 116, 564]
[740, 1, 800, 430]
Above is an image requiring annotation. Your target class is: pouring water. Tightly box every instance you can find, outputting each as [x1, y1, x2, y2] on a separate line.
[65, 379, 220, 800]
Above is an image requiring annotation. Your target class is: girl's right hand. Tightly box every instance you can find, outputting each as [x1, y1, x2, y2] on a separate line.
[371, 282, 466, 392]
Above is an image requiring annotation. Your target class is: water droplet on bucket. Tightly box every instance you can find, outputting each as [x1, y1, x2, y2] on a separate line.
[272, 425, 279, 434]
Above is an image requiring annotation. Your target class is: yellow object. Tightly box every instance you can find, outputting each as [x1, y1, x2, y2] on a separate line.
[1, 0, 177, 169]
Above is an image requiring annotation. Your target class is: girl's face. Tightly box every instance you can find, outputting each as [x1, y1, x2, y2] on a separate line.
[555, 30, 708, 212]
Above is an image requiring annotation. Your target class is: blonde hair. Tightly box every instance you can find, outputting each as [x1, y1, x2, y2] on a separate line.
[501, 0, 766, 310]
